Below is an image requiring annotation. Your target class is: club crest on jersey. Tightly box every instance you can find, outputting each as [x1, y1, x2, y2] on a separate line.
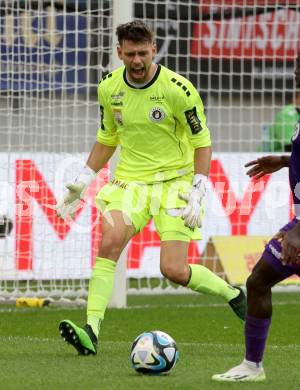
[292, 122, 300, 141]
[113, 109, 123, 126]
[149, 107, 165, 122]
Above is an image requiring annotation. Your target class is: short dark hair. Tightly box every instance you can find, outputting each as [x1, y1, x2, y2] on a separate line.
[116, 20, 154, 45]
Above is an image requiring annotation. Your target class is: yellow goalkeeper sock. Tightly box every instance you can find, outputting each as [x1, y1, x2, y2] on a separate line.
[187, 264, 239, 302]
[87, 257, 116, 338]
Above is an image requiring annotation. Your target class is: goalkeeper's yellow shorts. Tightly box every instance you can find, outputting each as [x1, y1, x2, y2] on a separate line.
[95, 174, 202, 242]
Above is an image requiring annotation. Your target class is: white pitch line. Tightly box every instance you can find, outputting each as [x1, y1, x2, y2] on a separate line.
[0, 337, 299, 351]
[126, 300, 300, 310]
[0, 300, 299, 313]
[0, 307, 82, 313]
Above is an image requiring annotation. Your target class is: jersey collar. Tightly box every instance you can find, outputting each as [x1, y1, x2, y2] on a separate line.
[123, 64, 161, 89]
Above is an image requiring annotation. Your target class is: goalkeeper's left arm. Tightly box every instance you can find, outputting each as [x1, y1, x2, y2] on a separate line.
[193, 145, 212, 177]
[167, 146, 211, 229]
[178, 146, 212, 229]
[169, 78, 212, 228]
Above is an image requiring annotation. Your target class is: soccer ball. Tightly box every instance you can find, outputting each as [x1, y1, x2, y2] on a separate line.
[130, 330, 179, 375]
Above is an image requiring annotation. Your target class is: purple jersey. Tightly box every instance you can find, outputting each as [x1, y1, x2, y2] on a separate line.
[262, 123, 300, 278]
[263, 218, 300, 277]
[289, 120, 300, 217]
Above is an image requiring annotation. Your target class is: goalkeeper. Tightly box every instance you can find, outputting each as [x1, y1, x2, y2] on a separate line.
[56, 20, 246, 356]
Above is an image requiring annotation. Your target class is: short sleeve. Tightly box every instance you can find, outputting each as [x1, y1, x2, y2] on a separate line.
[173, 80, 211, 149]
[96, 82, 119, 147]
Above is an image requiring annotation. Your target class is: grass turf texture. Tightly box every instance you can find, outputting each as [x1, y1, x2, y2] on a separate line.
[0, 293, 299, 389]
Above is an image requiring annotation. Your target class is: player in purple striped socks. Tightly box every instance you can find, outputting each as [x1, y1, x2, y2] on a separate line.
[212, 53, 300, 383]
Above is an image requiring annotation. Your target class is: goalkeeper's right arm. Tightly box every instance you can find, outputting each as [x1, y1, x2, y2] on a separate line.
[56, 142, 116, 220]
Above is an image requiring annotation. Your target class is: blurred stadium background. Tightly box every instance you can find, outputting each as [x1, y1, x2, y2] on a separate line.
[1, 0, 297, 153]
[0, 0, 299, 305]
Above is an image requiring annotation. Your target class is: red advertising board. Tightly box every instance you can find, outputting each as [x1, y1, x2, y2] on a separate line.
[191, 8, 300, 60]
[199, 0, 298, 6]
[0, 152, 293, 279]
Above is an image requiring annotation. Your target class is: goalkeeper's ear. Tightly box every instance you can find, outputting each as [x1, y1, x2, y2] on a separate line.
[152, 42, 157, 57]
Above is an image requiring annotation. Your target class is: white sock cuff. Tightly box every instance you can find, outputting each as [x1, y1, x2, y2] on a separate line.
[243, 358, 263, 369]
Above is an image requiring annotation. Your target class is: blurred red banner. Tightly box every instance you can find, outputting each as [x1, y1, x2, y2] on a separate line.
[192, 8, 299, 60]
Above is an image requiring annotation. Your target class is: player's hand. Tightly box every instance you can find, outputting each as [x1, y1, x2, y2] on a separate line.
[245, 156, 287, 179]
[281, 222, 300, 265]
[167, 174, 207, 229]
[56, 166, 96, 220]
[56, 182, 87, 220]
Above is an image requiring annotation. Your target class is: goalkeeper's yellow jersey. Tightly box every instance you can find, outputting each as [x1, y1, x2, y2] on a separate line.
[97, 64, 211, 183]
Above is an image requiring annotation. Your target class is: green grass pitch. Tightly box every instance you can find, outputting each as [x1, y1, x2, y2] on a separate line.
[0, 292, 299, 389]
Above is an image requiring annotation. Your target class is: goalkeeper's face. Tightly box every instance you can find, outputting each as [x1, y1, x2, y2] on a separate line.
[118, 40, 156, 84]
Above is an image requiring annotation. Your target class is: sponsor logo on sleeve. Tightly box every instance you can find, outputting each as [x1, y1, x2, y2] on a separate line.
[184, 107, 202, 134]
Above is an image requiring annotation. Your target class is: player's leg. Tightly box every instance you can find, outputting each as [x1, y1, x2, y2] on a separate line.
[243, 259, 283, 372]
[157, 174, 246, 320]
[211, 257, 285, 382]
[159, 239, 246, 320]
[59, 180, 151, 355]
[87, 210, 136, 336]
[59, 210, 136, 355]
[212, 220, 300, 382]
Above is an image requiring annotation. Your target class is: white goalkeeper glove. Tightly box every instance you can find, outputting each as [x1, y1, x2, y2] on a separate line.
[168, 174, 207, 229]
[56, 165, 96, 220]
